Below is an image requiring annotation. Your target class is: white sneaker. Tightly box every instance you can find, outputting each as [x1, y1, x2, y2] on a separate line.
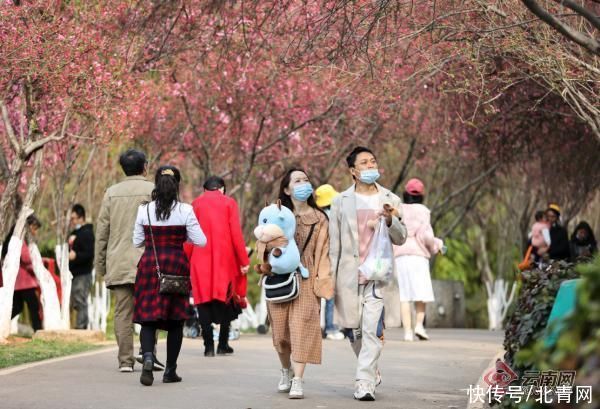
[375, 370, 382, 387]
[326, 331, 345, 340]
[414, 325, 430, 340]
[278, 368, 294, 392]
[403, 329, 414, 342]
[119, 366, 133, 373]
[354, 381, 375, 401]
[289, 377, 304, 399]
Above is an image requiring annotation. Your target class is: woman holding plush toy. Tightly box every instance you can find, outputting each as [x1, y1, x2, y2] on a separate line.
[265, 168, 334, 399]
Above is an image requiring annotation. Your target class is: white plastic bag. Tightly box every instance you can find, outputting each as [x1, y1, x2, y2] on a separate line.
[358, 218, 394, 282]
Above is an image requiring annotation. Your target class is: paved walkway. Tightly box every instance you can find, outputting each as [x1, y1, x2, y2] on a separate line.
[1, 328, 502, 409]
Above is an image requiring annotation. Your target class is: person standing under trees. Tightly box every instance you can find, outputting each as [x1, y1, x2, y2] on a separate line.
[530, 210, 551, 260]
[187, 176, 249, 357]
[266, 168, 333, 399]
[132, 165, 206, 387]
[570, 221, 597, 260]
[315, 184, 345, 341]
[1, 216, 43, 332]
[68, 204, 95, 329]
[545, 204, 571, 261]
[394, 178, 444, 342]
[95, 149, 164, 373]
[329, 146, 407, 401]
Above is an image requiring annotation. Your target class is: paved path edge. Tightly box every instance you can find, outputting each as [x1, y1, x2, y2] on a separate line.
[466, 348, 505, 409]
[0, 339, 167, 376]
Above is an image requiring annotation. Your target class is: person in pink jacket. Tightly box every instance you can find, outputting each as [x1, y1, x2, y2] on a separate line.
[394, 179, 444, 342]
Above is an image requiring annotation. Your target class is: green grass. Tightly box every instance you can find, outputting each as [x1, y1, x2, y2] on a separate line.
[0, 339, 101, 369]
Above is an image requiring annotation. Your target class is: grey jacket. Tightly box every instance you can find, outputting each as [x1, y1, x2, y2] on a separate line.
[94, 176, 154, 287]
[329, 183, 407, 328]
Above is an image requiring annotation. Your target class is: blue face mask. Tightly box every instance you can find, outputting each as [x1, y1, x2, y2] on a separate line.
[358, 169, 380, 185]
[292, 183, 314, 202]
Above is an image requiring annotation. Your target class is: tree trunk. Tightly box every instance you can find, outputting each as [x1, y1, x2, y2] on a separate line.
[485, 278, 517, 331]
[29, 243, 62, 330]
[56, 243, 72, 329]
[0, 150, 43, 340]
[0, 207, 34, 340]
[0, 157, 24, 242]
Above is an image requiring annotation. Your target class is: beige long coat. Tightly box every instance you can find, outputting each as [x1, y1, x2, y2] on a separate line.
[329, 183, 407, 329]
[268, 209, 333, 364]
[94, 176, 154, 287]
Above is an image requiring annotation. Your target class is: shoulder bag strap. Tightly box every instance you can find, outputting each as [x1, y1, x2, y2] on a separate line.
[293, 223, 316, 277]
[146, 204, 162, 278]
[301, 224, 316, 255]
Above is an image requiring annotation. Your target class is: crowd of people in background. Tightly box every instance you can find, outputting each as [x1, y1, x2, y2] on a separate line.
[525, 204, 597, 269]
[0, 145, 597, 402]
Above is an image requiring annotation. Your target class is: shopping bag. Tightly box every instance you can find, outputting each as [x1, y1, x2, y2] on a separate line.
[358, 218, 394, 282]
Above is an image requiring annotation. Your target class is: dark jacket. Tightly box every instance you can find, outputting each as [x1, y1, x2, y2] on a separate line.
[548, 224, 570, 261]
[69, 224, 95, 276]
[570, 221, 597, 260]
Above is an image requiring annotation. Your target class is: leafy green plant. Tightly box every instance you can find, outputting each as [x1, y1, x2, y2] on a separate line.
[501, 261, 579, 380]
[510, 256, 600, 408]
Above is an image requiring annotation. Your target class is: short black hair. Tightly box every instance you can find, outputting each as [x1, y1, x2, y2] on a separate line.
[203, 176, 226, 192]
[403, 192, 424, 204]
[26, 215, 42, 229]
[346, 146, 376, 168]
[71, 204, 86, 220]
[535, 210, 545, 221]
[119, 149, 147, 176]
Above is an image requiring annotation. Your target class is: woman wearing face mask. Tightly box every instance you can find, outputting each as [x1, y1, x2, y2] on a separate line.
[267, 168, 334, 399]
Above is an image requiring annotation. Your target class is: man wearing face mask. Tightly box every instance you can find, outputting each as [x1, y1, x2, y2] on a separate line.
[329, 146, 407, 401]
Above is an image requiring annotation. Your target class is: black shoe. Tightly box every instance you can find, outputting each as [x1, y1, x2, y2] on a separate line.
[140, 353, 154, 386]
[152, 355, 165, 371]
[163, 364, 182, 383]
[135, 351, 165, 371]
[204, 344, 215, 357]
[217, 344, 234, 355]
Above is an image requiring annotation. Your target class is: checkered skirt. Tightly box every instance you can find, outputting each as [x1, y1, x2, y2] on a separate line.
[133, 225, 190, 327]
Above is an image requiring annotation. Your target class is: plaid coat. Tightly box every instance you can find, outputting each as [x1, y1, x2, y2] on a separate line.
[133, 225, 190, 327]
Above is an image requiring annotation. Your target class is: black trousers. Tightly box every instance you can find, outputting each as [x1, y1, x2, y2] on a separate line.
[196, 302, 231, 347]
[12, 288, 42, 331]
[140, 320, 184, 368]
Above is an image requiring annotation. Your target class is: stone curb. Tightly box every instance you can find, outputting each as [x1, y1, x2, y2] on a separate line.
[466, 348, 505, 409]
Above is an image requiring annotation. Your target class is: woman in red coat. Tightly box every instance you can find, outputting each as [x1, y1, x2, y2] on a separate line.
[187, 176, 249, 357]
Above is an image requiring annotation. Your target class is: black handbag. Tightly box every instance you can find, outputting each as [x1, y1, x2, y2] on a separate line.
[147, 205, 190, 295]
[262, 224, 315, 303]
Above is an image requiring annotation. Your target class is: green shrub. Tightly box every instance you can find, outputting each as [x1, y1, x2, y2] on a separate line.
[502, 261, 579, 374]
[509, 256, 600, 408]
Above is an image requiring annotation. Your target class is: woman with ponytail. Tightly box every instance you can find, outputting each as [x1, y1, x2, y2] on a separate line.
[132, 165, 206, 386]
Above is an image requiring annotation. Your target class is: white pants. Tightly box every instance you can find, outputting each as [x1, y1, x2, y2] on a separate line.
[348, 281, 384, 385]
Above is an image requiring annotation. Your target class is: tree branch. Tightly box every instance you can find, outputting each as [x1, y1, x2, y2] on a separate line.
[391, 137, 417, 193]
[554, 0, 600, 31]
[521, 0, 600, 55]
[0, 100, 21, 154]
[431, 163, 499, 215]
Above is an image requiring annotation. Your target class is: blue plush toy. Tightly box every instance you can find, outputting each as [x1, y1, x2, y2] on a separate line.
[253, 202, 309, 278]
